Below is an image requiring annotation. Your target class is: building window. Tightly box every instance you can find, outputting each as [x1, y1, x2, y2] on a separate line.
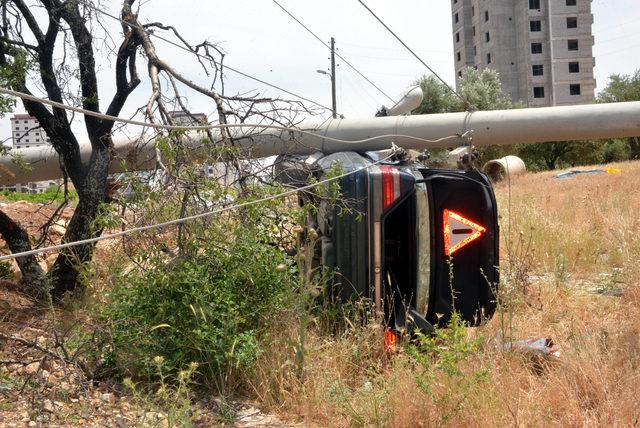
[534, 87, 545, 98]
[454, 13, 459, 23]
[473, 45, 477, 56]
[566, 0, 576, 5]
[472, 6, 475, 16]
[567, 17, 577, 28]
[486, 53, 492, 64]
[530, 20, 541, 32]
[23, 120, 27, 123]
[485, 32, 490, 42]
[472, 26, 476, 36]
[569, 62, 580, 73]
[570, 84, 581, 95]
[458, 71, 463, 78]
[484, 10, 489, 21]
[455, 32, 460, 43]
[568, 39, 579, 50]
[531, 42, 543, 54]
[532, 64, 544, 76]
[529, 0, 540, 9]
[457, 51, 461, 62]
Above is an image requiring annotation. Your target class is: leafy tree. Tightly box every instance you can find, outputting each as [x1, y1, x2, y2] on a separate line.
[413, 68, 516, 114]
[413, 68, 518, 165]
[597, 70, 640, 159]
[413, 75, 462, 114]
[0, 1, 300, 301]
[517, 141, 576, 170]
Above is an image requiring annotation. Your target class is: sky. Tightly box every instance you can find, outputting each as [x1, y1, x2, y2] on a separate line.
[2, 0, 640, 142]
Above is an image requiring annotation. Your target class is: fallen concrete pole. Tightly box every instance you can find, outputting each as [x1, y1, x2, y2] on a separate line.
[2, 101, 640, 186]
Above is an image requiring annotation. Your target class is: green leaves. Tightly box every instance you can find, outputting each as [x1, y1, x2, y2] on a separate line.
[101, 201, 295, 386]
[597, 70, 640, 104]
[413, 68, 517, 115]
[0, 49, 35, 116]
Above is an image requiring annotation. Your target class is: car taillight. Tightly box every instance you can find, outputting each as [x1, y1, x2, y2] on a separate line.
[381, 165, 400, 210]
[443, 209, 487, 256]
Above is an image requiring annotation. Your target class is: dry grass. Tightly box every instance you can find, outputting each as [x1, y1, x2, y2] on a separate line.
[250, 160, 640, 427]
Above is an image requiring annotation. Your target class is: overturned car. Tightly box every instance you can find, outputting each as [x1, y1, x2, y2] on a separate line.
[275, 149, 499, 334]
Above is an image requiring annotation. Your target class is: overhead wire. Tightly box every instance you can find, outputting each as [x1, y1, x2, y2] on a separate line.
[354, 0, 476, 111]
[270, 0, 396, 105]
[0, 87, 468, 147]
[80, 2, 335, 113]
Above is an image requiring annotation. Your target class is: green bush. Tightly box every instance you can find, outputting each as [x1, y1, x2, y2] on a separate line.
[102, 226, 294, 386]
[0, 185, 77, 204]
[0, 261, 14, 280]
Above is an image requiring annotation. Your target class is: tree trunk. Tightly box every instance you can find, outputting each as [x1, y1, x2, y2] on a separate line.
[47, 145, 112, 301]
[629, 137, 640, 160]
[545, 157, 557, 170]
[0, 211, 49, 300]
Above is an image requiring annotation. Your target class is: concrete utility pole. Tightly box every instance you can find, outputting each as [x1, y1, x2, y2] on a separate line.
[330, 37, 337, 119]
[2, 101, 640, 186]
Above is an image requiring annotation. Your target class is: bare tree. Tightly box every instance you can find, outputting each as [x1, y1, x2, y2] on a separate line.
[0, 0, 317, 301]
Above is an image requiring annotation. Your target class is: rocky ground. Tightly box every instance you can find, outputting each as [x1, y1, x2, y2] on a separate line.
[0, 285, 294, 427]
[0, 200, 74, 277]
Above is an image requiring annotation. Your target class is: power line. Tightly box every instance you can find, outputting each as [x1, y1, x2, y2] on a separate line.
[0, 87, 467, 146]
[271, 0, 396, 105]
[81, 2, 335, 113]
[354, 0, 474, 110]
[0, 150, 401, 262]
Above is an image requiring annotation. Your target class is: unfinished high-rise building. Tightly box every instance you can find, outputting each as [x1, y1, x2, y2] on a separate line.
[450, 0, 596, 106]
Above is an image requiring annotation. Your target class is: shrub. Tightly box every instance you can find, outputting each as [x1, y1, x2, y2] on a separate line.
[0, 185, 77, 204]
[102, 225, 294, 388]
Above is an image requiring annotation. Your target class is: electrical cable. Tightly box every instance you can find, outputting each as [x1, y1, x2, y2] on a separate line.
[0, 87, 468, 146]
[81, 2, 335, 113]
[354, 0, 476, 110]
[271, 0, 396, 105]
[0, 150, 400, 262]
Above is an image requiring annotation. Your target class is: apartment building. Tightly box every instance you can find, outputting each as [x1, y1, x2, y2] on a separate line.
[3, 114, 57, 193]
[451, 0, 596, 106]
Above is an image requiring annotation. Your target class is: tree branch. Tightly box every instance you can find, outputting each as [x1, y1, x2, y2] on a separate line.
[9, 0, 44, 43]
[59, 1, 102, 142]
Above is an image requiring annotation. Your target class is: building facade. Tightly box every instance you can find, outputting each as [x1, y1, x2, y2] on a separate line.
[11, 114, 51, 149]
[3, 114, 57, 193]
[451, 0, 596, 107]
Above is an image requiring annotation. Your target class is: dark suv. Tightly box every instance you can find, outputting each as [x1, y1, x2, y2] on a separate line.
[277, 150, 499, 333]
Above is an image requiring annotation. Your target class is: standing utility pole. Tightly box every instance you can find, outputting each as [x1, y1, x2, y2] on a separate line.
[330, 37, 337, 119]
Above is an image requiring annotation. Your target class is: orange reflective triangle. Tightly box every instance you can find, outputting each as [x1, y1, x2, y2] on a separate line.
[443, 209, 486, 256]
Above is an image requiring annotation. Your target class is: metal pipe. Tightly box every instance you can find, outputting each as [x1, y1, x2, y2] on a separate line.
[482, 156, 527, 181]
[2, 101, 640, 186]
